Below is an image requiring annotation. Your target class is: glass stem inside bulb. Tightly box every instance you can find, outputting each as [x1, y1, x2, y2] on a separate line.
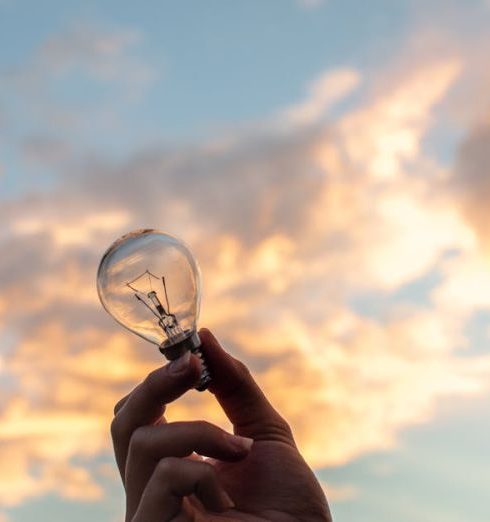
[127, 270, 186, 343]
[123, 266, 210, 390]
[146, 291, 183, 339]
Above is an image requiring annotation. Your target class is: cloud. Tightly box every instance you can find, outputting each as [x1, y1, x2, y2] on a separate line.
[320, 482, 358, 502]
[338, 59, 461, 181]
[2, 23, 490, 508]
[432, 250, 490, 317]
[0, 326, 154, 506]
[12, 209, 131, 247]
[9, 23, 153, 91]
[282, 69, 361, 126]
[0, 23, 155, 144]
[36, 25, 142, 81]
[21, 136, 73, 167]
[452, 118, 490, 252]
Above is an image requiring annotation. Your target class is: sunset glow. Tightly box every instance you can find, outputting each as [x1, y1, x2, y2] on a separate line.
[1, 2, 490, 521]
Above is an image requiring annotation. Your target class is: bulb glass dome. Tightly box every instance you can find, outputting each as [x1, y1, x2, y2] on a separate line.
[97, 229, 201, 349]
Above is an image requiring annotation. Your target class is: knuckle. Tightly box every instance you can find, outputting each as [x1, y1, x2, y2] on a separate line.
[269, 414, 295, 443]
[278, 416, 294, 438]
[199, 460, 216, 480]
[142, 369, 161, 400]
[155, 457, 179, 478]
[191, 420, 214, 435]
[234, 358, 252, 383]
[110, 416, 124, 440]
[113, 393, 130, 416]
[234, 358, 250, 375]
[113, 400, 123, 417]
[128, 427, 150, 456]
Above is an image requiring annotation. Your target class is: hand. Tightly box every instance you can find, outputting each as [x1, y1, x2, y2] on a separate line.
[111, 328, 332, 521]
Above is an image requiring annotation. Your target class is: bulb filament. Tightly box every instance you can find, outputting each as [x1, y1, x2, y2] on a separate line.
[126, 270, 184, 341]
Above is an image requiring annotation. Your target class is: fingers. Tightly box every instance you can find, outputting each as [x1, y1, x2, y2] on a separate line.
[111, 351, 201, 479]
[132, 458, 234, 522]
[125, 421, 252, 518]
[199, 328, 295, 444]
[113, 392, 130, 415]
[128, 421, 253, 463]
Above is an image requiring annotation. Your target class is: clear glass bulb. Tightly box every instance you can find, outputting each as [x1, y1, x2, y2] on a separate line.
[97, 229, 210, 390]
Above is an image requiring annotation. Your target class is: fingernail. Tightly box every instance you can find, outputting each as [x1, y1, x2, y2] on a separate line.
[220, 490, 235, 510]
[168, 351, 191, 374]
[227, 434, 254, 452]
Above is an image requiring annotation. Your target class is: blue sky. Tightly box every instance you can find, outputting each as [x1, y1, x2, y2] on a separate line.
[1, 1, 490, 521]
[0, 0, 412, 145]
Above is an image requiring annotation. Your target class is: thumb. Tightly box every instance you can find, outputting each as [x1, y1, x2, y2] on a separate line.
[199, 328, 295, 444]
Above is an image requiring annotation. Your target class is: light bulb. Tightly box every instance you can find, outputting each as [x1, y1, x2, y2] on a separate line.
[96, 229, 211, 391]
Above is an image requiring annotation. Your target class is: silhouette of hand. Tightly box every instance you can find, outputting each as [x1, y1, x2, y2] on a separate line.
[111, 328, 332, 521]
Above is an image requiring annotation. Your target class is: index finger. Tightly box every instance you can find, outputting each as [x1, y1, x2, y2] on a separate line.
[111, 351, 201, 479]
[199, 328, 295, 445]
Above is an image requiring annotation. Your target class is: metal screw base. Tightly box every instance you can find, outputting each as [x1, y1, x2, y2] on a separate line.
[159, 330, 211, 392]
[191, 344, 212, 391]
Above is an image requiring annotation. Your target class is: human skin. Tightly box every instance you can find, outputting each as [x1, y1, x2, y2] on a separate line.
[111, 328, 332, 521]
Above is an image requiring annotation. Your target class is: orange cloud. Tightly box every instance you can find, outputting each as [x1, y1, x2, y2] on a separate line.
[12, 209, 131, 248]
[1, 37, 490, 510]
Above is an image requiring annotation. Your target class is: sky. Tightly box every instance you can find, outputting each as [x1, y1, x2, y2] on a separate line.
[1, 0, 490, 520]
